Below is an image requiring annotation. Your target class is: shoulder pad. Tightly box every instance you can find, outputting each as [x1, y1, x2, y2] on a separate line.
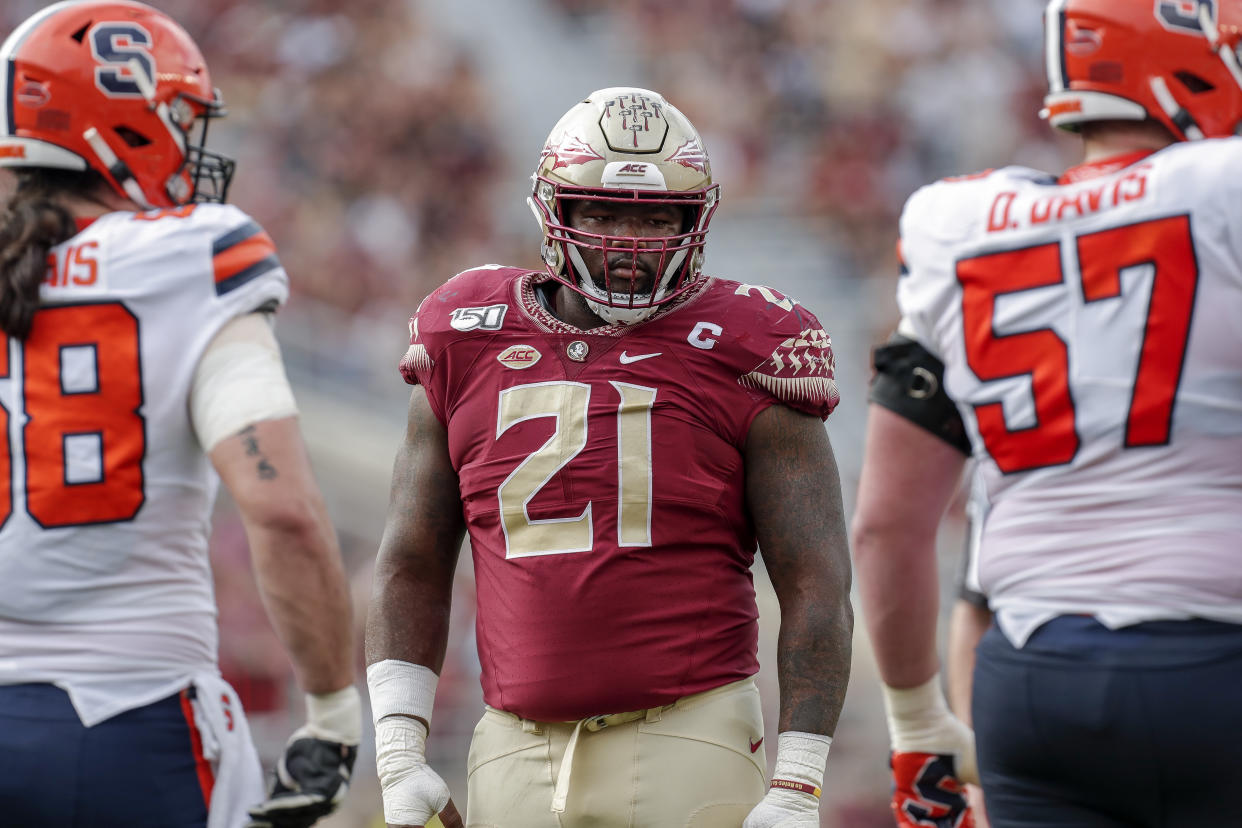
[399, 265, 528, 386]
[414, 265, 526, 338]
[198, 205, 282, 296]
[903, 165, 1057, 242]
[90, 204, 286, 315]
[121, 203, 283, 297]
[711, 280, 840, 419]
[939, 168, 996, 184]
[1156, 137, 1242, 193]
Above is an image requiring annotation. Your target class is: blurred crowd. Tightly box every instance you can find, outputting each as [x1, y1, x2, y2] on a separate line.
[1, 0, 1078, 825]
[1, 0, 1078, 343]
[556, 0, 1076, 294]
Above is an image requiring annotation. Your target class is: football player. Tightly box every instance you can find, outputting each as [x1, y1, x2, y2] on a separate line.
[365, 87, 854, 827]
[852, 1, 1242, 826]
[0, 3, 358, 827]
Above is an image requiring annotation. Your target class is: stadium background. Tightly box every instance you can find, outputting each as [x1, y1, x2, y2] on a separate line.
[0, 1, 1077, 825]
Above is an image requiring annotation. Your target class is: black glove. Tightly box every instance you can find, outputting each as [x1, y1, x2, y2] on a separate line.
[246, 736, 358, 828]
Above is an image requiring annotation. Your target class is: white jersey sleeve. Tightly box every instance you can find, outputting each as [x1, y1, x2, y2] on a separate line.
[895, 141, 1242, 645]
[0, 203, 289, 725]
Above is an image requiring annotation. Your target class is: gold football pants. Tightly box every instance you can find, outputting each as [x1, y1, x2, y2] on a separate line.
[465, 676, 767, 827]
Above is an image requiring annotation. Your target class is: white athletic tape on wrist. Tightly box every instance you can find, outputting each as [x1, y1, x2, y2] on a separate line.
[375, 714, 449, 825]
[191, 313, 298, 452]
[366, 659, 438, 728]
[882, 673, 978, 783]
[303, 685, 362, 745]
[769, 730, 831, 797]
[882, 673, 955, 749]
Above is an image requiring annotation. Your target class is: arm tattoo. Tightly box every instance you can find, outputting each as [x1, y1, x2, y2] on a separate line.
[239, 425, 279, 480]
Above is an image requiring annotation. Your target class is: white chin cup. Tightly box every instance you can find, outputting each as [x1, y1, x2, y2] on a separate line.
[584, 294, 656, 326]
[565, 244, 689, 326]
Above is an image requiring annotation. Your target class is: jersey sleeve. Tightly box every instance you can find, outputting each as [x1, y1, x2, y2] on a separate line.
[397, 266, 515, 426]
[894, 181, 960, 358]
[722, 284, 840, 428]
[114, 203, 289, 322]
[103, 205, 290, 401]
[191, 204, 289, 317]
[1200, 139, 1242, 296]
[398, 292, 447, 425]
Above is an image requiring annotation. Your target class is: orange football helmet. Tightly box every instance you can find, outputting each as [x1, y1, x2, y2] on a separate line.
[0, 0, 233, 207]
[1042, 0, 1242, 140]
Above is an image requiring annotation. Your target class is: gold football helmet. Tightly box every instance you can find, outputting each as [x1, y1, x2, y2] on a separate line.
[529, 87, 719, 325]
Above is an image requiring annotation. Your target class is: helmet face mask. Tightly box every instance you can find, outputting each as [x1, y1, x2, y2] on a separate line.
[0, 0, 235, 208]
[529, 88, 719, 325]
[1042, 0, 1242, 141]
[179, 97, 235, 204]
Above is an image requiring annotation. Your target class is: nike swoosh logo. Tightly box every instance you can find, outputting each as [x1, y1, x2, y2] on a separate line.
[750, 737, 763, 753]
[619, 351, 662, 364]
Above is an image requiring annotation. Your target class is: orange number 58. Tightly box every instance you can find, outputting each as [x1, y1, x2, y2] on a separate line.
[0, 302, 145, 529]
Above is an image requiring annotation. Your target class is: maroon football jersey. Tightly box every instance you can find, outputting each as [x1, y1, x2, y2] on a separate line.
[400, 267, 839, 721]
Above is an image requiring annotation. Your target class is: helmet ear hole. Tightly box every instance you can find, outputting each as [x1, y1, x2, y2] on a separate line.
[1174, 71, 1215, 94]
[114, 126, 152, 148]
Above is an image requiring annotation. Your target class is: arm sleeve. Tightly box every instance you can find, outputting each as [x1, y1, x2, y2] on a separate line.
[868, 334, 971, 455]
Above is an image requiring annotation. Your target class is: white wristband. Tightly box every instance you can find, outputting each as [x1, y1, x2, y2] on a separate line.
[770, 731, 831, 797]
[305, 685, 362, 745]
[882, 673, 951, 750]
[366, 659, 439, 728]
[881, 672, 979, 784]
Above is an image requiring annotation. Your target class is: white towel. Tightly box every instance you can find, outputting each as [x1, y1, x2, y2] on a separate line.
[187, 672, 266, 828]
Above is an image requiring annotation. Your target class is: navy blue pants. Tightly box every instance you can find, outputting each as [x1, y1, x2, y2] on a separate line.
[0, 683, 210, 827]
[973, 616, 1242, 828]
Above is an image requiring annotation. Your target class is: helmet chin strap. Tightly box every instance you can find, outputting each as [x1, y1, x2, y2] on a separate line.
[1149, 76, 1205, 140]
[127, 58, 195, 204]
[82, 127, 152, 208]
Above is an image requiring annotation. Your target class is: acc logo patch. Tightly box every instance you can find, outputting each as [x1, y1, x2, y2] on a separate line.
[497, 345, 541, 369]
[450, 303, 507, 332]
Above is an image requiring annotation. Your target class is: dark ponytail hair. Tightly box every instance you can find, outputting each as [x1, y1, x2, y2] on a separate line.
[0, 168, 108, 340]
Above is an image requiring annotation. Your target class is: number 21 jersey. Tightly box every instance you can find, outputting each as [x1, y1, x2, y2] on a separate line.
[402, 267, 839, 721]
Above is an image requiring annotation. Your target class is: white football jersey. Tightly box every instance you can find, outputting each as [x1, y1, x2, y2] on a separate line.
[0, 204, 287, 725]
[897, 139, 1242, 646]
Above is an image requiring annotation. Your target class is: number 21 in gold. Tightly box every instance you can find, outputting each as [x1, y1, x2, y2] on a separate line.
[496, 381, 656, 558]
